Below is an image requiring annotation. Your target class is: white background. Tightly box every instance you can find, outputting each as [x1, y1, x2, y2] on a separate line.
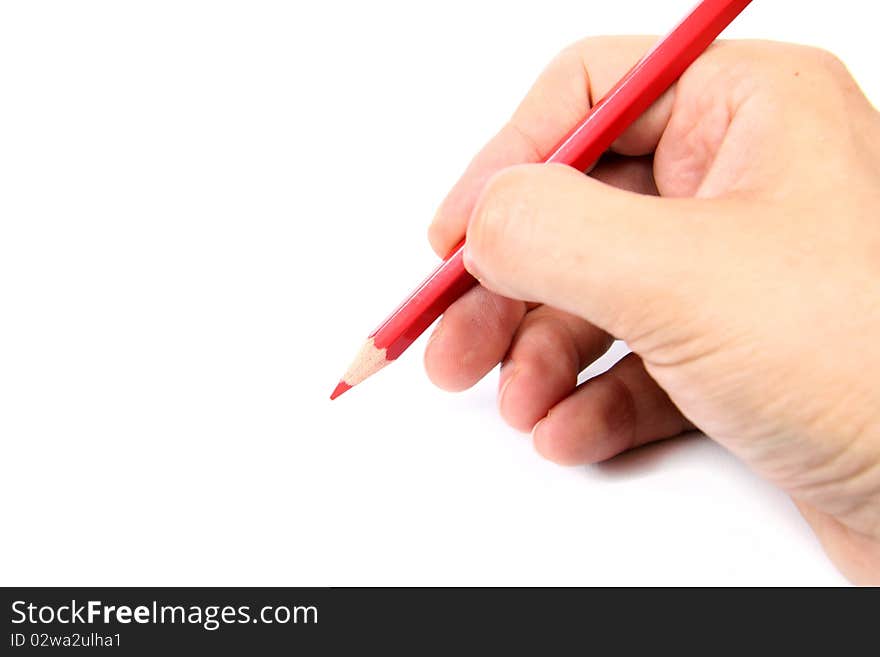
[1, 1, 875, 586]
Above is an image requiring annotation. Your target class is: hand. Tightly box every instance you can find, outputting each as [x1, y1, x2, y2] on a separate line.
[424, 37, 880, 584]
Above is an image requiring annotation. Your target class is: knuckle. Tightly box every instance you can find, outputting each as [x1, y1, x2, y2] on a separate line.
[779, 44, 854, 89]
[566, 35, 633, 62]
[701, 42, 861, 117]
[549, 41, 583, 70]
[775, 45, 853, 89]
[805, 46, 849, 79]
[707, 41, 850, 87]
[553, 37, 598, 67]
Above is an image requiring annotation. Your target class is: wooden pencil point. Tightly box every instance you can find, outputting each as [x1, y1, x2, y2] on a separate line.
[330, 338, 391, 399]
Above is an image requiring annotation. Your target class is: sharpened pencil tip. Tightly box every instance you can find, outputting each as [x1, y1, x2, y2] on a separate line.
[330, 380, 352, 400]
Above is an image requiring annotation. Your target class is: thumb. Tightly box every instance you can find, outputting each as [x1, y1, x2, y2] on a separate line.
[462, 163, 743, 343]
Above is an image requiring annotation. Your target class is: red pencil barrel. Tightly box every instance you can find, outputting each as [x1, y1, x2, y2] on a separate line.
[369, 242, 476, 360]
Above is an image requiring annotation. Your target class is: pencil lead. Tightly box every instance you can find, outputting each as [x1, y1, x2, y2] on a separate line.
[330, 380, 352, 400]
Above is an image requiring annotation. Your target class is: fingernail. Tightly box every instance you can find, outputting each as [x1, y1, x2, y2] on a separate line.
[498, 361, 517, 411]
[462, 245, 483, 282]
[531, 418, 546, 441]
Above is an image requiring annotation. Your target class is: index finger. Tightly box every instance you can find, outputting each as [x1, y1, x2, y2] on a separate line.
[428, 35, 675, 258]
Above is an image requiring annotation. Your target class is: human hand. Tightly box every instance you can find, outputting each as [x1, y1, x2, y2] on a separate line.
[424, 38, 880, 584]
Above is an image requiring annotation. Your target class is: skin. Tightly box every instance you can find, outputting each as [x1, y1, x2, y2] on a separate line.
[424, 38, 880, 584]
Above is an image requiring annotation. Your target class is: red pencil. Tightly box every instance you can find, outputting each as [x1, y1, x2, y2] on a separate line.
[331, 0, 754, 400]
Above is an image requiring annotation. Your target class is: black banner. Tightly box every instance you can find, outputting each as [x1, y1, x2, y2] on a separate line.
[1, 587, 875, 653]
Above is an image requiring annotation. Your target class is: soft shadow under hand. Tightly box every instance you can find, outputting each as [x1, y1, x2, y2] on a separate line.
[589, 431, 709, 480]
